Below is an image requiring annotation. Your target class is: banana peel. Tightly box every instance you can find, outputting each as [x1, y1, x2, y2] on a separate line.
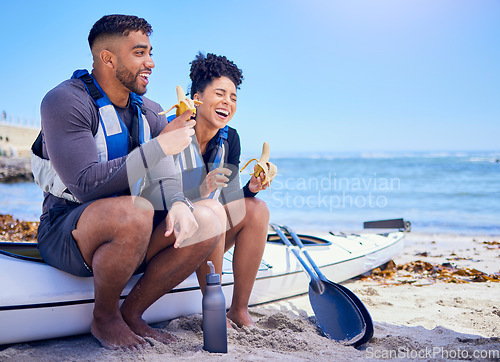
[159, 85, 202, 117]
[241, 142, 278, 185]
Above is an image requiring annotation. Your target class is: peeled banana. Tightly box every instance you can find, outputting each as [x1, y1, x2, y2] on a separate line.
[159, 85, 202, 117]
[241, 142, 278, 185]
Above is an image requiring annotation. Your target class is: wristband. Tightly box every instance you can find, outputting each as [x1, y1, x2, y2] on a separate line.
[171, 196, 195, 212]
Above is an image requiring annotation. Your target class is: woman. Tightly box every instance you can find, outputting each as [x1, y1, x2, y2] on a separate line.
[176, 53, 270, 327]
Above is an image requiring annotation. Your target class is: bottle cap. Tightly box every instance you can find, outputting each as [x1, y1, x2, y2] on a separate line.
[206, 261, 220, 284]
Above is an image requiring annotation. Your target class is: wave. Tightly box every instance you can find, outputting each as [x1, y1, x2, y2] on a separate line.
[241, 150, 500, 161]
[468, 156, 500, 163]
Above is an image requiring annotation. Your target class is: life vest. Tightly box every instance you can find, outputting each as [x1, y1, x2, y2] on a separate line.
[168, 114, 227, 200]
[31, 70, 151, 203]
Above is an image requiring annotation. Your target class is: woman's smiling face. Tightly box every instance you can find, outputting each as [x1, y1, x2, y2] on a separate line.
[193, 76, 237, 130]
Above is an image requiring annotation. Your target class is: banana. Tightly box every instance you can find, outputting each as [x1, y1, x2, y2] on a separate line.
[240, 142, 278, 185]
[158, 85, 202, 117]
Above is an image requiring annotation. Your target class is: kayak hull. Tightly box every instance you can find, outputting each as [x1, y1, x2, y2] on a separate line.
[0, 231, 404, 345]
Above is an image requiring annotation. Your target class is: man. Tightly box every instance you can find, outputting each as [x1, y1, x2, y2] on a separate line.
[32, 15, 225, 349]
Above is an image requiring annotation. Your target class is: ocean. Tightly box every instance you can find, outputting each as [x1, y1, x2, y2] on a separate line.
[1, 151, 499, 235]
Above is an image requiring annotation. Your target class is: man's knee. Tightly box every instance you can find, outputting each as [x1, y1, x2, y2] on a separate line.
[131, 196, 155, 213]
[107, 196, 155, 238]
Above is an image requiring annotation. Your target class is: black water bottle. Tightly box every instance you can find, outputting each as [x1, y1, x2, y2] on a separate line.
[202, 261, 227, 353]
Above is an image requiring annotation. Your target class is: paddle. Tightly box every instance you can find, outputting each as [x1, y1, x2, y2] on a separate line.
[269, 224, 365, 345]
[280, 225, 374, 347]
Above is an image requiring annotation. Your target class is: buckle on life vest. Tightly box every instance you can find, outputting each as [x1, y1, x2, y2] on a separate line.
[77, 72, 103, 102]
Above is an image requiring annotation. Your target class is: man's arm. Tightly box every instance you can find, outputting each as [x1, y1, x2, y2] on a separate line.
[41, 82, 193, 203]
[138, 156, 184, 211]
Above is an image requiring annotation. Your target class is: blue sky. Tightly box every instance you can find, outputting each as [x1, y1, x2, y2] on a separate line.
[1, 0, 499, 154]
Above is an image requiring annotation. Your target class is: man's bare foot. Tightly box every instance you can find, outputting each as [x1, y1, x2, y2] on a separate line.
[91, 313, 148, 350]
[125, 316, 177, 344]
[226, 308, 256, 328]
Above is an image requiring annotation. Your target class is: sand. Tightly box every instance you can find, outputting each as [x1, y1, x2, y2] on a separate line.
[1, 232, 499, 361]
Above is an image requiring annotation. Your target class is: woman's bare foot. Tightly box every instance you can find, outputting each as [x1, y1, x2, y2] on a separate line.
[125, 316, 177, 344]
[226, 307, 255, 328]
[91, 312, 148, 350]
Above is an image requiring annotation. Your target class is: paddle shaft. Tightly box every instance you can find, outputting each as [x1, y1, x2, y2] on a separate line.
[270, 225, 324, 294]
[284, 227, 327, 279]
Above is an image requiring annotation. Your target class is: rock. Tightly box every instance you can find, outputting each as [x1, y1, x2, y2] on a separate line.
[0, 156, 33, 183]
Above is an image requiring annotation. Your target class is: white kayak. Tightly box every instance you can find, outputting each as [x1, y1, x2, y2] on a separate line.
[0, 223, 407, 345]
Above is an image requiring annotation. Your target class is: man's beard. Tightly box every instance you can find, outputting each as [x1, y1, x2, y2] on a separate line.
[116, 65, 146, 96]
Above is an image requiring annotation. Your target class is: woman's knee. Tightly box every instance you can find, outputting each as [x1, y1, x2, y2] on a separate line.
[193, 204, 223, 241]
[245, 197, 270, 223]
[195, 199, 225, 220]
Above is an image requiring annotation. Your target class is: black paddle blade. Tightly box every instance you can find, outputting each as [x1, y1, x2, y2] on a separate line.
[330, 280, 374, 347]
[308, 283, 365, 345]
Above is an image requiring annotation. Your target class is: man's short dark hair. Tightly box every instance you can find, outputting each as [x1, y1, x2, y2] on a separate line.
[88, 14, 153, 49]
[189, 52, 244, 97]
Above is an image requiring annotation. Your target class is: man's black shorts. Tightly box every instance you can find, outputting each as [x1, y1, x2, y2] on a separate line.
[37, 202, 95, 277]
[37, 202, 168, 277]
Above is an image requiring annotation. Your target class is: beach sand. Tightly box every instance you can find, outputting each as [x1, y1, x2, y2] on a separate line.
[1, 232, 499, 361]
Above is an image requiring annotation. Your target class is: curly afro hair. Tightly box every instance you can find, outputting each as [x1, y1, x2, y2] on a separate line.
[189, 52, 243, 98]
